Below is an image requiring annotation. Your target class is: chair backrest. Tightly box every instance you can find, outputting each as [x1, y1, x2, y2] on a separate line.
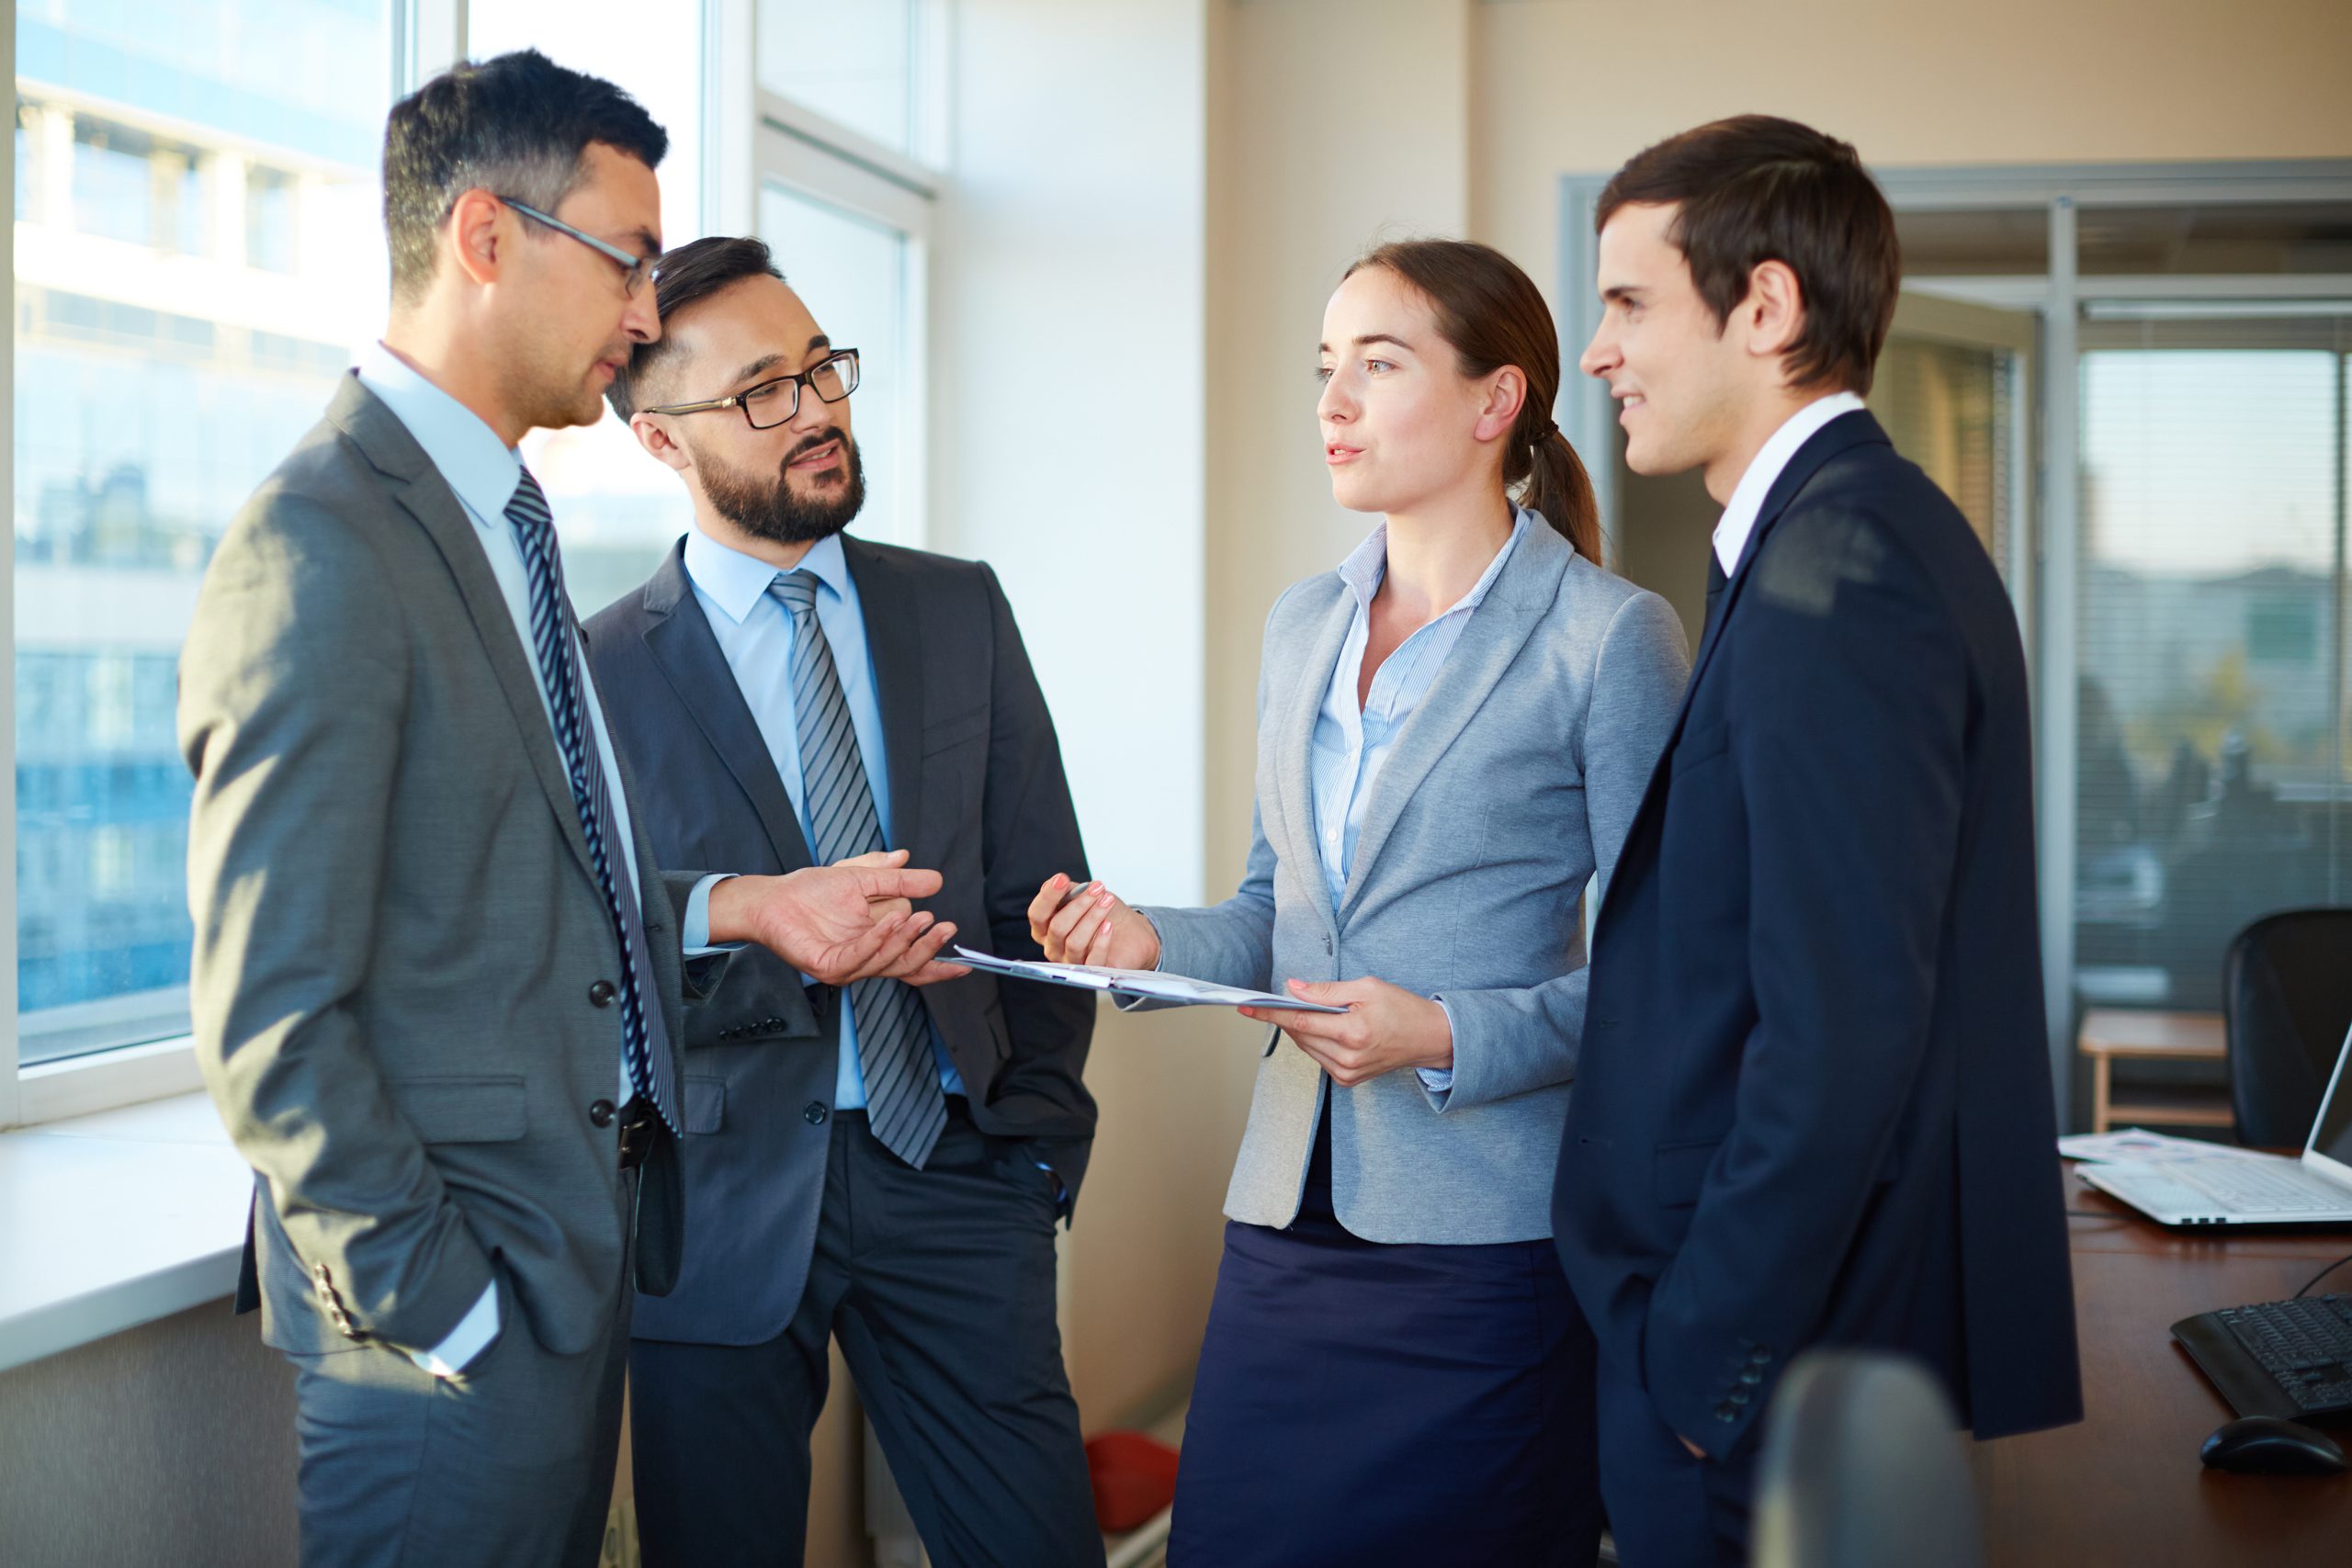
[1751, 1350, 1982, 1568]
[2224, 908, 2352, 1147]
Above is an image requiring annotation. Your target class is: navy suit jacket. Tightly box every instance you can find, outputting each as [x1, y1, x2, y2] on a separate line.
[584, 535, 1097, 1345]
[1552, 411, 2082, 1458]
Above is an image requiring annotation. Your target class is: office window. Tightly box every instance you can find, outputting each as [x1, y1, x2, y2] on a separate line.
[759, 183, 917, 550]
[2075, 336, 2351, 1010]
[12, 0, 393, 1066]
[758, 0, 941, 160]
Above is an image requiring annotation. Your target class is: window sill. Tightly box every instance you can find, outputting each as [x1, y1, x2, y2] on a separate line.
[14, 1033, 206, 1128]
[0, 1090, 249, 1374]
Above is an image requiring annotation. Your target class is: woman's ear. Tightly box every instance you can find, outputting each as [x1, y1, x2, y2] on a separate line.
[1475, 366, 1529, 444]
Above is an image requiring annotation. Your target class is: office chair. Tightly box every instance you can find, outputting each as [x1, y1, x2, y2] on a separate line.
[1750, 1350, 1982, 1568]
[2223, 908, 2352, 1147]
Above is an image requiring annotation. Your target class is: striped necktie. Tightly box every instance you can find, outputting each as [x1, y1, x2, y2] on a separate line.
[768, 570, 945, 1168]
[505, 468, 679, 1135]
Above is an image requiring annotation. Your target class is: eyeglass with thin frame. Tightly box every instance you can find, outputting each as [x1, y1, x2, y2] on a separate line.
[496, 195, 658, 296]
[639, 350, 862, 430]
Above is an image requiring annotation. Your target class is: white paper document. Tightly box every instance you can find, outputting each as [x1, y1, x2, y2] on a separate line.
[2055, 1127, 2270, 1165]
[951, 946, 1350, 1013]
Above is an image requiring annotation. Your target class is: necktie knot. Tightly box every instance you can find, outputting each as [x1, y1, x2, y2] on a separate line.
[768, 570, 819, 619]
[505, 467, 552, 536]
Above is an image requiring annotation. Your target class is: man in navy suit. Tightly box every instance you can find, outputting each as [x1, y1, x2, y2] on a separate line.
[582, 237, 1102, 1567]
[1553, 116, 2081, 1564]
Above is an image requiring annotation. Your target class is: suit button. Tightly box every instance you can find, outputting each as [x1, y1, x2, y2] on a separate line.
[1729, 1388, 1751, 1406]
[589, 1099, 616, 1128]
[1750, 1346, 1773, 1364]
[588, 979, 617, 1008]
[1714, 1404, 1737, 1423]
[804, 1102, 829, 1125]
[1740, 1368, 1763, 1385]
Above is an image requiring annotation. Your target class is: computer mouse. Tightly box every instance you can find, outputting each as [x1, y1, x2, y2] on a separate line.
[2199, 1416, 2348, 1475]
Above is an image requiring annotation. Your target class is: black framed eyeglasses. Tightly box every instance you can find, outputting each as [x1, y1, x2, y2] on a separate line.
[496, 195, 658, 296]
[639, 350, 862, 429]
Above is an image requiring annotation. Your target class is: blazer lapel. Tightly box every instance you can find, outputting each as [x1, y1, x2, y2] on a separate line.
[1273, 587, 1360, 931]
[638, 542, 815, 873]
[842, 539, 927, 862]
[1338, 524, 1568, 916]
[1676, 409, 1888, 719]
[1605, 410, 1894, 922]
[327, 376, 598, 887]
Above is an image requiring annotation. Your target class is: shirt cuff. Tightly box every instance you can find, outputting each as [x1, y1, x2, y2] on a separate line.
[402, 1280, 500, 1379]
[684, 873, 746, 953]
[1415, 997, 1459, 1104]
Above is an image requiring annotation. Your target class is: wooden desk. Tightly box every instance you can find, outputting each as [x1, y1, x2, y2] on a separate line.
[2078, 1009, 2232, 1134]
[1971, 1171, 2352, 1563]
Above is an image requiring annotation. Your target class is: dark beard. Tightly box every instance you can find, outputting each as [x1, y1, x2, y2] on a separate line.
[700, 427, 867, 545]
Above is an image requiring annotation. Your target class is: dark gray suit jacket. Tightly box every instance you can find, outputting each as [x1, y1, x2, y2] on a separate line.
[584, 536, 1097, 1346]
[180, 374, 723, 1363]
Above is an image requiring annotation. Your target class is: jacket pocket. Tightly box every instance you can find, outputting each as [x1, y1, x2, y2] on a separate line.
[1653, 1135, 1724, 1208]
[683, 1076, 727, 1135]
[922, 706, 989, 758]
[387, 1075, 528, 1144]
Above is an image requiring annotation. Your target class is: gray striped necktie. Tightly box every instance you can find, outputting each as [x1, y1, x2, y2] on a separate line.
[767, 570, 945, 1168]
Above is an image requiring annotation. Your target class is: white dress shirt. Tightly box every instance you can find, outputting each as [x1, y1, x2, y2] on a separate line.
[354, 344, 722, 1377]
[1712, 390, 1867, 577]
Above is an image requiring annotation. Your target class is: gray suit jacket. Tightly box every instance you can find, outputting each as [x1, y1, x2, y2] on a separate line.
[179, 373, 720, 1361]
[1142, 519, 1687, 1243]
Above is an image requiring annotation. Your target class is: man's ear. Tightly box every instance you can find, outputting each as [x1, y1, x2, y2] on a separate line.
[1474, 366, 1529, 444]
[446, 187, 508, 288]
[631, 411, 694, 473]
[1741, 259, 1807, 378]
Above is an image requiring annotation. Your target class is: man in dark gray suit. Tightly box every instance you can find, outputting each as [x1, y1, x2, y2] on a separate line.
[179, 55, 955, 1568]
[584, 236, 1102, 1567]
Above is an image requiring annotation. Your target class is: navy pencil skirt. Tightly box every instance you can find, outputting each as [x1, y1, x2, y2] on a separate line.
[1167, 1113, 1602, 1568]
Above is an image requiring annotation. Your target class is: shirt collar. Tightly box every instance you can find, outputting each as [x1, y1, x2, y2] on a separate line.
[353, 342, 526, 531]
[1336, 505, 1532, 615]
[1712, 390, 1867, 577]
[684, 525, 854, 626]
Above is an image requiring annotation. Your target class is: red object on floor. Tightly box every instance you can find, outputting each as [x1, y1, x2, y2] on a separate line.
[1084, 1429, 1182, 1533]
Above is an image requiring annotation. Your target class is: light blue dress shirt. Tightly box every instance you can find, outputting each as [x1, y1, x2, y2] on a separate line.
[681, 525, 965, 1110]
[354, 344, 723, 1373]
[1310, 507, 1531, 1098]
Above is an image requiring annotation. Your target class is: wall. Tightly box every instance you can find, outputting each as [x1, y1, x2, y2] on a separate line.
[0, 1301, 297, 1565]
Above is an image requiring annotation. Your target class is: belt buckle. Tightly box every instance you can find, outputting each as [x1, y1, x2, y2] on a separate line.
[616, 1103, 658, 1169]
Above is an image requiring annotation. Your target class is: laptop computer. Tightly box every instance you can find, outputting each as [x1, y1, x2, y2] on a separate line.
[2080, 1022, 2352, 1227]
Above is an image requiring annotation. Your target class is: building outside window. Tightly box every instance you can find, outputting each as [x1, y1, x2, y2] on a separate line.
[13, 0, 393, 1065]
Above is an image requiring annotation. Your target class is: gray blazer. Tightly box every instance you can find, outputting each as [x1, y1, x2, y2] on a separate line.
[1141, 518, 1687, 1244]
[179, 374, 720, 1362]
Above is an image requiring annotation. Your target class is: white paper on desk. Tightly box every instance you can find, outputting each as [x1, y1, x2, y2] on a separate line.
[950, 947, 1350, 1013]
[2056, 1127, 2270, 1164]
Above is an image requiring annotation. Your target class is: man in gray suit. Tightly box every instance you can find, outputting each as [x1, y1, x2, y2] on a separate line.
[178, 53, 955, 1568]
[584, 237, 1102, 1568]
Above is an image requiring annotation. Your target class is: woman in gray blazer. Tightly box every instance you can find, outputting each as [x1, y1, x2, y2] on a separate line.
[1030, 241, 1688, 1566]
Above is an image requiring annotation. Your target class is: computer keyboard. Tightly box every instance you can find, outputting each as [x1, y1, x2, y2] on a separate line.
[2169, 1159, 2352, 1214]
[2214, 1295, 2352, 1415]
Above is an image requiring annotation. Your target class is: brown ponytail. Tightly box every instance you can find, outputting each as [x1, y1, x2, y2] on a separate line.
[1343, 239, 1604, 566]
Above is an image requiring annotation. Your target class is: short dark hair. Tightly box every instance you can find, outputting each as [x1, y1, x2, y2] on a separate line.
[607, 235, 784, 419]
[1596, 115, 1899, 395]
[383, 50, 668, 307]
